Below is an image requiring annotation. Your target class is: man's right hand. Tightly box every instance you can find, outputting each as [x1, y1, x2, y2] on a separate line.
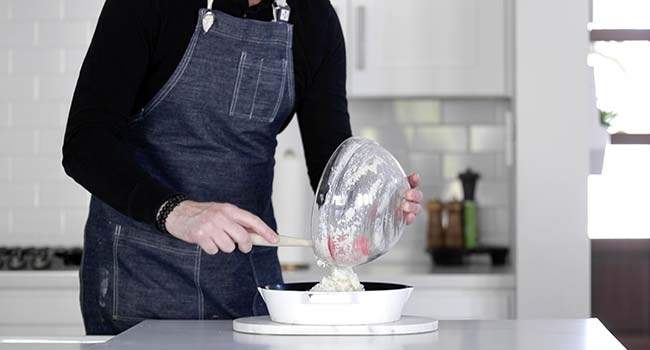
[165, 201, 278, 255]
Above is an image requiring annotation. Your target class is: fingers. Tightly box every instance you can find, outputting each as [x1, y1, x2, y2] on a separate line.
[401, 201, 422, 214]
[199, 237, 219, 255]
[405, 213, 416, 225]
[200, 204, 275, 254]
[171, 202, 273, 255]
[407, 173, 420, 189]
[224, 222, 253, 253]
[229, 207, 278, 244]
[405, 188, 423, 202]
[402, 175, 422, 226]
[211, 229, 236, 253]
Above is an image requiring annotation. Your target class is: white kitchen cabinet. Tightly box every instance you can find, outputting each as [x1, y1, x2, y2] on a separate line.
[330, 0, 348, 39]
[0, 272, 84, 336]
[404, 288, 514, 320]
[333, 0, 510, 97]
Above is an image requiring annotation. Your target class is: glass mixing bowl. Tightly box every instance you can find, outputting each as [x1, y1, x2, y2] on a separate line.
[310, 137, 410, 267]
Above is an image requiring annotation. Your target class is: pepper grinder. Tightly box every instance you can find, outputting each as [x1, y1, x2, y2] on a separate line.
[459, 168, 480, 249]
[444, 200, 464, 248]
[426, 198, 444, 251]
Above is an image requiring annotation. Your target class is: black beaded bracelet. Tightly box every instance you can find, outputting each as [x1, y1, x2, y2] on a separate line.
[155, 194, 187, 234]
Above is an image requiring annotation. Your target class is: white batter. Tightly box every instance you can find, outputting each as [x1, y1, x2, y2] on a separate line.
[310, 266, 364, 292]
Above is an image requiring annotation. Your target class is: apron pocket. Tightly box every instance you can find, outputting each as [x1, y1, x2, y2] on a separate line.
[112, 224, 202, 321]
[229, 51, 287, 123]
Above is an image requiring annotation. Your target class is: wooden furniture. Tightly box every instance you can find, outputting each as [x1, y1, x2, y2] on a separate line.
[592, 239, 650, 350]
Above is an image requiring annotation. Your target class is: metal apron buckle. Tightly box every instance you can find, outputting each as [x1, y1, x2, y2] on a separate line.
[203, 0, 215, 32]
[272, 0, 291, 23]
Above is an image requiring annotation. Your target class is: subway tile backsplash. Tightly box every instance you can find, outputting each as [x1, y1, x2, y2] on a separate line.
[443, 154, 499, 179]
[441, 99, 502, 124]
[0, 51, 8, 74]
[0, 0, 101, 246]
[0, 23, 37, 47]
[11, 0, 63, 20]
[0, 0, 512, 259]
[12, 48, 62, 74]
[411, 126, 468, 152]
[470, 125, 506, 152]
[349, 98, 512, 262]
[0, 157, 9, 181]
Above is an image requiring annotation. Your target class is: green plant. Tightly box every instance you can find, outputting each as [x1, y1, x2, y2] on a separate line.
[599, 110, 617, 127]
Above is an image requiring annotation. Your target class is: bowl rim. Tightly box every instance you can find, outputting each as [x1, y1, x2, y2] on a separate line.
[258, 281, 414, 294]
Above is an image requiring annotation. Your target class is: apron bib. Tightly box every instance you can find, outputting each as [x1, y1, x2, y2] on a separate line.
[80, 6, 294, 335]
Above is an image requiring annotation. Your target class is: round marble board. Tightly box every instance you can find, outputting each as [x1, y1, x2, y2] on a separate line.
[233, 316, 438, 335]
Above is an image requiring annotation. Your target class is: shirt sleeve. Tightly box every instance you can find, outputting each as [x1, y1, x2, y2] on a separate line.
[296, 3, 353, 191]
[62, 0, 178, 226]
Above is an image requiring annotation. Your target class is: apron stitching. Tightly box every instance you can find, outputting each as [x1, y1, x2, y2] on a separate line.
[109, 314, 144, 321]
[288, 60, 294, 107]
[213, 29, 290, 46]
[269, 59, 287, 121]
[112, 224, 121, 319]
[286, 27, 295, 106]
[248, 58, 264, 119]
[120, 235, 196, 256]
[288, 26, 293, 49]
[241, 62, 284, 74]
[194, 246, 205, 320]
[230, 51, 246, 116]
[248, 252, 261, 316]
[140, 21, 202, 119]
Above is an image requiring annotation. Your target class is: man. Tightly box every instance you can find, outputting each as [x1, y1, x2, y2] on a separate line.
[63, 0, 422, 335]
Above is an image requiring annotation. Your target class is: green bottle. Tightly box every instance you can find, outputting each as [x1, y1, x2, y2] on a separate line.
[463, 200, 478, 249]
[459, 169, 480, 249]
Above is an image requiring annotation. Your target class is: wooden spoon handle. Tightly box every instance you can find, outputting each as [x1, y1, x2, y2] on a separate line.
[250, 233, 313, 247]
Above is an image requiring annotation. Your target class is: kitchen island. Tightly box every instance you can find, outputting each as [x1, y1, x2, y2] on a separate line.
[0, 318, 624, 350]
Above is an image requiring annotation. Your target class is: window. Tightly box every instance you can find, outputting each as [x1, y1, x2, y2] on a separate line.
[588, 0, 650, 239]
[589, 0, 650, 135]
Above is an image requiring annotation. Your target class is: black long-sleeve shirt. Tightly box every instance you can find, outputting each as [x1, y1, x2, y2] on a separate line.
[63, 0, 352, 226]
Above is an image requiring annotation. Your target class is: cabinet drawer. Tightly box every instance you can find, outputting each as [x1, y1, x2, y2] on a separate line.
[404, 288, 514, 320]
[0, 289, 84, 335]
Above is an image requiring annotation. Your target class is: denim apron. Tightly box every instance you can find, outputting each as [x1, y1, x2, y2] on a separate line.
[80, 5, 294, 335]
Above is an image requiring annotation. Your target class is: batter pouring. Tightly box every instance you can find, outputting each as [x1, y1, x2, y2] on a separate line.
[310, 266, 364, 292]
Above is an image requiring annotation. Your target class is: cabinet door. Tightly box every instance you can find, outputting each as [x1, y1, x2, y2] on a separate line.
[329, 0, 351, 94]
[0, 289, 85, 335]
[329, 0, 348, 38]
[403, 288, 515, 320]
[347, 0, 508, 97]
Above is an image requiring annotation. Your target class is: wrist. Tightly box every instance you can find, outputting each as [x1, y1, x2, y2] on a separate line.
[165, 200, 193, 233]
[155, 194, 187, 234]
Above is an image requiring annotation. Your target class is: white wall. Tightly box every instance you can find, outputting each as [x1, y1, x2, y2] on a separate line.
[0, 0, 105, 246]
[515, 0, 591, 317]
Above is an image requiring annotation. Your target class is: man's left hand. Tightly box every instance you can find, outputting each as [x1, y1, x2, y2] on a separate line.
[402, 173, 423, 225]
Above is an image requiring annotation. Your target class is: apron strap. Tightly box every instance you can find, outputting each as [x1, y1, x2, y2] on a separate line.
[203, 0, 215, 32]
[272, 0, 291, 22]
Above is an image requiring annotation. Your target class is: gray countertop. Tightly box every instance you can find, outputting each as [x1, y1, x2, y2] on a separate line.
[4, 318, 621, 350]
